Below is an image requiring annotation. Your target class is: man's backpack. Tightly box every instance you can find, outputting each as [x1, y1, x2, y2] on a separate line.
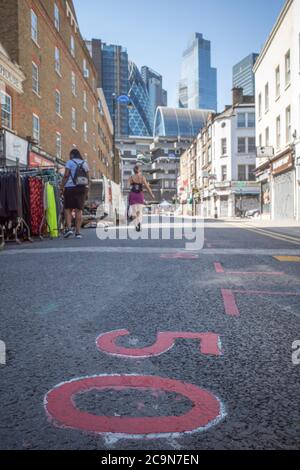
[72, 161, 89, 187]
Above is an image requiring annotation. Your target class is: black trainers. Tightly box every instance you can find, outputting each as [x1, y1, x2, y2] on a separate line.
[75, 233, 83, 239]
[136, 223, 141, 232]
[63, 229, 73, 239]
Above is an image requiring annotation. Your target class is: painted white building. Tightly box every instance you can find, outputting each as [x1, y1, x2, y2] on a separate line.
[197, 89, 260, 218]
[254, 0, 300, 220]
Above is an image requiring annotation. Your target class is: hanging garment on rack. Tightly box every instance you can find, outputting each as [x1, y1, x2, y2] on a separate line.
[0, 173, 21, 220]
[46, 182, 58, 238]
[29, 177, 44, 236]
[21, 176, 31, 229]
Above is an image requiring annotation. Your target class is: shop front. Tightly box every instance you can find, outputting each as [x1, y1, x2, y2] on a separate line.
[272, 151, 295, 220]
[0, 129, 29, 166]
[29, 150, 55, 168]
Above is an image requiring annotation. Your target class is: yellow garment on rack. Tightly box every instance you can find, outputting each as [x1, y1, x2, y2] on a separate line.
[46, 183, 58, 238]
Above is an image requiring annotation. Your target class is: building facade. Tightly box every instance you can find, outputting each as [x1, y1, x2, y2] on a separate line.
[141, 66, 168, 130]
[233, 53, 259, 96]
[154, 107, 211, 139]
[254, 0, 300, 221]
[128, 61, 152, 137]
[180, 89, 260, 218]
[178, 33, 217, 112]
[0, 42, 27, 165]
[0, 0, 114, 178]
[86, 39, 129, 139]
[118, 136, 153, 194]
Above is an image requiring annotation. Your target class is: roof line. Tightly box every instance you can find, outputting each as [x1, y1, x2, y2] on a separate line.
[253, 0, 293, 72]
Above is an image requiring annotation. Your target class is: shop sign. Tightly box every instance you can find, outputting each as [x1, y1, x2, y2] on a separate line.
[4, 131, 28, 165]
[0, 63, 23, 92]
[29, 152, 55, 168]
[272, 153, 293, 176]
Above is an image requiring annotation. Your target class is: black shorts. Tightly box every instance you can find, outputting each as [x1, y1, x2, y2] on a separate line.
[64, 187, 87, 210]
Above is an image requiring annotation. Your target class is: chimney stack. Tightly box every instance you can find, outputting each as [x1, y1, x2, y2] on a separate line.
[232, 87, 244, 106]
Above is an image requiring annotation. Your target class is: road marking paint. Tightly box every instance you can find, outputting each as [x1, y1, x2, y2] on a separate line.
[214, 262, 283, 276]
[0, 340, 6, 365]
[45, 374, 226, 438]
[242, 226, 300, 246]
[273, 256, 300, 262]
[3, 247, 300, 256]
[221, 289, 240, 316]
[96, 330, 222, 358]
[160, 252, 199, 259]
[221, 289, 300, 316]
[214, 263, 225, 273]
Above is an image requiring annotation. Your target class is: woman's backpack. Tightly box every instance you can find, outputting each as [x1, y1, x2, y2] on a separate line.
[72, 161, 89, 187]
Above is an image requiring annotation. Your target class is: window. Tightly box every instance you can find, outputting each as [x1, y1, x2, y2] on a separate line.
[92, 105, 96, 123]
[286, 106, 291, 143]
[32, 114, 40, 143]
[70, 35, 75, 57]
[238, 165, 246, 181]
[248, 165, 256, 181]
[238, 137, 246, 153]
[285, 50, 291, 86]
[55, 90, 61, 116]
[83, 90, 87, 111]
[276, 115, 281, 149]
[84, 121, 88, 142]
[31, 10, 38, 44]
[248, 137, 256, 153]
[32, 62, 39, 94]
[54, 3, 60, 31]
[55, 47, 61, 74]
[221, 165, 227, 181]
[265, 127, 269, 147]
[248, 113, 255, 128]
[265, 83, 269, 112]
[83, 59, 89, 78]
[221, 138, 227, 155]
[71, 71, 76, 96]
[275, 66, 280, 98]
[237, 113, 246, 128]
[259, 134, 262, 147]
[1, 91, 12, 129]
[72, 107, 77, 130]
[56, 132, 61, 158]
[258, 93, 262, 119]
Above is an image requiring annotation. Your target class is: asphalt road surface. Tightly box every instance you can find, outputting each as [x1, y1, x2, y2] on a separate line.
[0, 217, 300, 450]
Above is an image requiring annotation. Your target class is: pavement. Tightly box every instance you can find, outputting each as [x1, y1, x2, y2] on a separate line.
[0, 217, 299, 450]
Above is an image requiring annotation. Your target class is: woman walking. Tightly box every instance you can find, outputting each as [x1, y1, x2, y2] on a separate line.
[60, 148, 89, 239]
[128, 165, 154, 232]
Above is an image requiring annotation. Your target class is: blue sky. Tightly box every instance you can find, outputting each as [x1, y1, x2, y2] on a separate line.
[73, 0, 285, 111]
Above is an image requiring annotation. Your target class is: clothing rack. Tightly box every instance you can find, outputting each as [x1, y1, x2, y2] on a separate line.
[0, 161, 62, 250]
[0, 159, 33, 250]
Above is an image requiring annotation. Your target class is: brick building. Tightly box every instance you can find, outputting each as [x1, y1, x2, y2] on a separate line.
[0, 0, 114, 178]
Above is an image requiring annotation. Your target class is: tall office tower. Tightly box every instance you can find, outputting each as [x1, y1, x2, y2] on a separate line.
[178, 33, 217, 111]
[233, 53, 259, 96]
[128, 62, 152, 136]
[141, 66, 168, 130]
[86, 39, 129, 138]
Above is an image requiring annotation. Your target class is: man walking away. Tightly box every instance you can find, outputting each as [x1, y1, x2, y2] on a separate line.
[61, 149, 89, 239]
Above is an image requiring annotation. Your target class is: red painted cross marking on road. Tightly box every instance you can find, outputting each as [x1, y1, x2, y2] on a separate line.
[214, 262, 283, 276]
[45, 375, 225, 437]
[160, 253, 199, 260]
[96, 330, 222, 358]
[221, 288, 300, 317]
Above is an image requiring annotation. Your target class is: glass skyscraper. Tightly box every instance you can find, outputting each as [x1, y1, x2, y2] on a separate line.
[141, 66, 168, 130]
[233, 53, 259, 96]
[179, 33, 217, 112]
[128, 62, 152, 137]
[86, 39, 129, 138]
